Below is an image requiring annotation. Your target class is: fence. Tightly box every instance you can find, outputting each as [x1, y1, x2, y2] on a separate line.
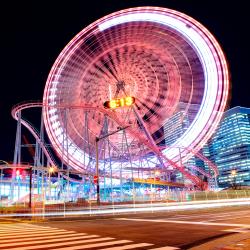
[1, 189, 250, 219]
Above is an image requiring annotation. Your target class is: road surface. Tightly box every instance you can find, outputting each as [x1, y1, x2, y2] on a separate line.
[0, 205, 250, 249]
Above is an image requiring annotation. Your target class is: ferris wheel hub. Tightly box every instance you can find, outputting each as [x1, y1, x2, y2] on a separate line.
[41, 7, 229, 187]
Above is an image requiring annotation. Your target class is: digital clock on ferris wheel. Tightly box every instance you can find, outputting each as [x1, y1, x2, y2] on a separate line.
[103, 96, 135, 109]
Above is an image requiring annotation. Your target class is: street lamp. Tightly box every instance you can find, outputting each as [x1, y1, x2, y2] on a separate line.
[49, 166, 56, 174]
[231, 169, 237, 189]
[95, 125, 130, 205]
[28, 166, 32, 208]
[155, 170, 160, 176]
[95, 137, 100, 205]
[0, 160, 9, 202]
[0, 160, 8, 181]
[0, 160, 9, 165]
[48, 166, 56, 200]
[231, 170, 237, 176]
[154, 170, 161, 200]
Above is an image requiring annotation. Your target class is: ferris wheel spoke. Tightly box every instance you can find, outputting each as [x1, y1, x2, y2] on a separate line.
[41, 6, 229, 188]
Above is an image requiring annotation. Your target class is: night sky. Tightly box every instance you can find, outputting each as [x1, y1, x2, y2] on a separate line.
[1, 0, 249, 162]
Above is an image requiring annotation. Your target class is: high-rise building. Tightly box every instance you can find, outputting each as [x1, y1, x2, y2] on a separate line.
[206, 106, 250, 188]
[163, 102, 201, 182]
[163, 102, 200, 146]
[163, 104, 250, 188]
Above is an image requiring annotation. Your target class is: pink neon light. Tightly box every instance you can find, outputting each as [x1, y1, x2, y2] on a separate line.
[41, 7, 229, 186]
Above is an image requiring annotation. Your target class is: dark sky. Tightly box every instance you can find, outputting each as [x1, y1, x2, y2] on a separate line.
[1, 0, 249, 162]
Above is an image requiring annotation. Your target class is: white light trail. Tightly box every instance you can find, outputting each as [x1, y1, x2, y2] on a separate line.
[0, 198, 249, 218]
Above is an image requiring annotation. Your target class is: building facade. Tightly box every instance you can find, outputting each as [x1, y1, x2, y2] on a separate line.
[207, 106, 250, 188]
[163, 104, 250, 188]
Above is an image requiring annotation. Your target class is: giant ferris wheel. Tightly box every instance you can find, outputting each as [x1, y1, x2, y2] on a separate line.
[14, 7, 230, 189]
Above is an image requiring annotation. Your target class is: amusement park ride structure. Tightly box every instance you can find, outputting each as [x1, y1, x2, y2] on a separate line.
[8, 7, 230, 202]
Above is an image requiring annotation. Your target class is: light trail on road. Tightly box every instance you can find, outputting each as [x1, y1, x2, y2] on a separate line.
[115, 218, 250, 229]
[0, 198, 250, 218]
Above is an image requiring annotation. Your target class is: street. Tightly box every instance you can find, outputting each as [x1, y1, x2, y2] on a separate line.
[0, 205, 250, 249]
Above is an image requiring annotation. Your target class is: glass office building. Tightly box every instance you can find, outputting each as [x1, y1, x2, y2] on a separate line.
[164, 102, 200, 146]
[164, 105, 250, 188]
[163, 102, 201, 182]
[207, 106, 250, 188]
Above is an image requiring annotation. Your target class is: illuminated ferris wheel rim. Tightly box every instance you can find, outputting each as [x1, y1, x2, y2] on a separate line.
[43, 6, 229, 170]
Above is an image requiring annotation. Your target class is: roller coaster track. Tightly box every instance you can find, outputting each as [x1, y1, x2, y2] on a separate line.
[157, 145, 218, 178]
[12, 101, 218, 189]
[12, 101, 58, 167]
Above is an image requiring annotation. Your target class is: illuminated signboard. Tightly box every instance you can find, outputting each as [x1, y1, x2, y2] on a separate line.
[104, 96, 135, 109]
